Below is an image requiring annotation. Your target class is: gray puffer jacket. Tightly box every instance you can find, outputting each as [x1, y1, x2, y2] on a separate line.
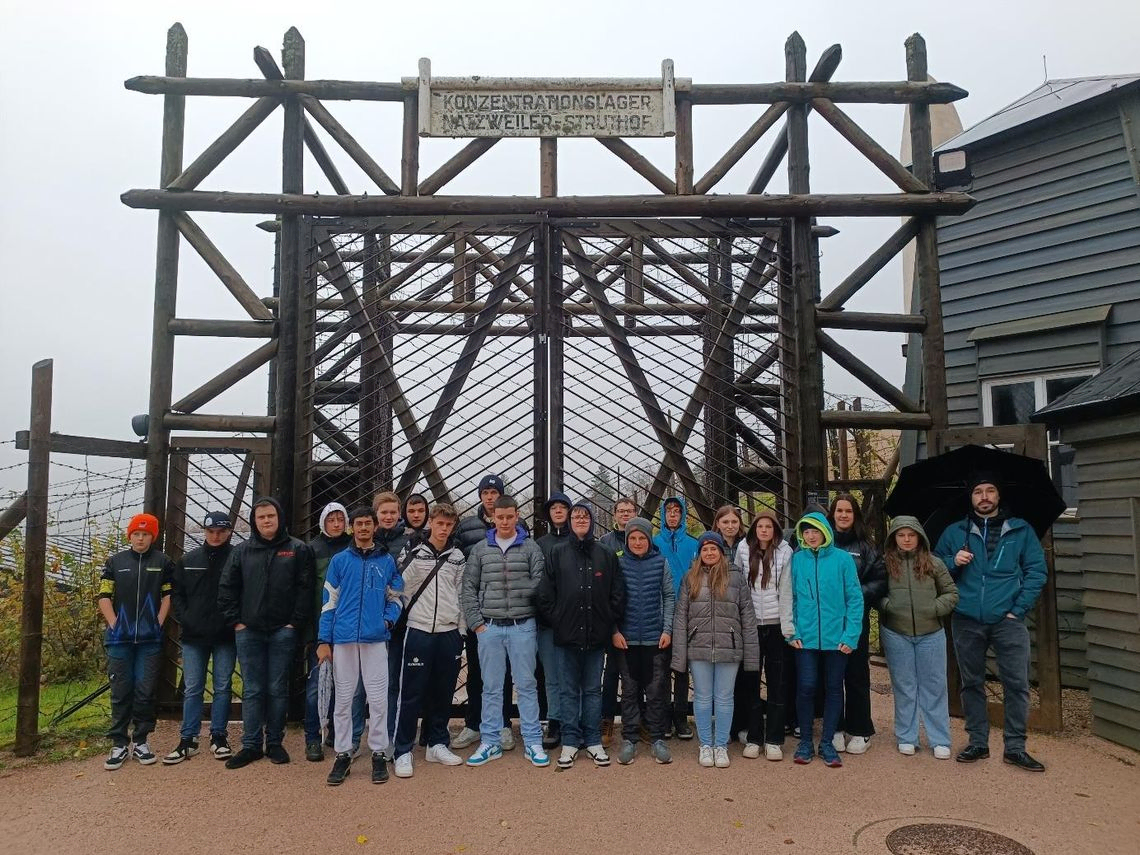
[461, 525, 545, 630]
[671, 567, 759, 671]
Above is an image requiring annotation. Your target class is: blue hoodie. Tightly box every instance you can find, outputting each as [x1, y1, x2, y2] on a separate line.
[318, 542, 404, 645]
[785, 512, 863, 650]
[654, 495, 699, 596]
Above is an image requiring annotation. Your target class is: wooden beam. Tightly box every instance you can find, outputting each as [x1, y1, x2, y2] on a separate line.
[173, 213, 276, 320]
[401, 93, 419, 195]
[228, 453, 255, 522]
[814, 309, 926, 332]
[821, 410, 932, 429]
[166, 98, 278, 191]
[169, 318, 276, 337]
[695, 102, 788, 195]
[123, 189, 975, 217]
[675, 96, 694, 194]
[164, 413, 276, 432]
[540, 137, 557, 196]
[0, 492, 28, 542]
[817, 329, 921, 413]
[170, 436, 271, 452]
[597, 138, 677, 194]
[171, 340, 278, 413]
[126, 76, 408, 100]
[811, 98, 927, 192]
[419, 138, 498, 195]
[817, 217, 920, 311]
[302, 97, 400, 194]
[738, 342, 779, 383]
[15, 431, 147, 459]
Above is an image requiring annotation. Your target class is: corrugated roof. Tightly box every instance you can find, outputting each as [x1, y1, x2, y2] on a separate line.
[936, 75, 1140, 153]
[1032, 347, 1140, 424]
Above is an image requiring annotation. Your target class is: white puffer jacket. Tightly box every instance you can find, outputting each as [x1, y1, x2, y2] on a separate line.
[735, 539, 793, 626]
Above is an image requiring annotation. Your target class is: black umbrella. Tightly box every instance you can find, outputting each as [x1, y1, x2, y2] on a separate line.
[884, 444, 1066, 544]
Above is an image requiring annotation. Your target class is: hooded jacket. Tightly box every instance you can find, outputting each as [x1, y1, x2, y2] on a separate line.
[933, 511, 1047, 624]
[653, 496, 699, 596]
[535, 491, 573, 564]
[99, 545, 175, 645]
[306, 503, 353, 642]
[375, 520, 409, 561]
[461, 525, 545, 630]
[832, 526, 888, 612]
[670, 563, 759, 671]
[736, 537, 793, 626]
[400, 493, 429, 548]
[780, 513, 863, 650]
[318, 542, 404, 644]
[172, 539, 234, 645]
[879, 516, 958, 637]
[396, 537, 466, 634]
[616, 540, 674, 645]
[537, 504, 626, 649]
[218, 497, 313, 633]
[599, 525, 627, 554]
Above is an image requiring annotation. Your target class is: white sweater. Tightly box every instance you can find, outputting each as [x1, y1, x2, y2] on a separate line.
[735, 539, 793, 626]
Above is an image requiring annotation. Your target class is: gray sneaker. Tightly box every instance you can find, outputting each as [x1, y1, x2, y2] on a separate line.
[651, 739, 673, 764]
[617, 739, 637, 765]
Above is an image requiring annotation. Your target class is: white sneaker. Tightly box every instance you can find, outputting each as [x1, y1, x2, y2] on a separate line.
[714, 746, 730, 768]
[698, 745, 714, 767]
[765, 743, 783, 761]
[832, 732, 847, 753]
[586, 743, 610, 766]
[393, 752, 414, 778]
[898, 743, 916, 756]
[933, 745, 952, 760]
[742, 742, 761, 759]
[846, 736, 869, 755]
[451, 726, 480, 749]
[500, 726, 516, 751]
[557, 746, 577, 769]
[425, 744, 463, 766]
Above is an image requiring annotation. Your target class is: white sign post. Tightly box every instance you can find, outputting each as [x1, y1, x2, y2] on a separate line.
[411, 58, 680, 139]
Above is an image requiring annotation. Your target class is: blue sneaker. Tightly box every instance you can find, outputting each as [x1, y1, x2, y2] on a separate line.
[793, 740, 815, 765]
[466, 743, 503, 767]
[525, 744, 550, 767]
[819, 743, 843, 767]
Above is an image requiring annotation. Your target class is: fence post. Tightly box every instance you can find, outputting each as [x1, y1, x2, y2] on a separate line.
[15, 358, 52, 756]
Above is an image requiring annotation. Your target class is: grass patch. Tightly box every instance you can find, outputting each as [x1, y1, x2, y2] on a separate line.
[0, 678, 109, 768]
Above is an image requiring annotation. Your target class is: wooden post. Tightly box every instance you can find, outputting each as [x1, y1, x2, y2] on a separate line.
[273, 28, 304, 523]
[786, 32, 825, 508]
[702, 238, 735, 508]
[14, 359, 52, 756]
[144, 23, 187, 526]
[776, 220, 798, 523]
[837, 400, 849, 480]
[402, 92, 419, 195]
[906, 34, 949, 442]
[675, 96, 693, 194]
[540, 138, 557, 196]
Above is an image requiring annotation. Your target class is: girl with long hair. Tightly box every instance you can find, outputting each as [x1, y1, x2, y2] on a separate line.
[734, 510, 794, 760]
[671, 532, 758, 768]
[827, 493, 886, 755]
[879, 516, 958, 758]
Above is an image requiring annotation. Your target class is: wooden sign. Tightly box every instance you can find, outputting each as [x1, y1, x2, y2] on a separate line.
[412, 58, 679, 139]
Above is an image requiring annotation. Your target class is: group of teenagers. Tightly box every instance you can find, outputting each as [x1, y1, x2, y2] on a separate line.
[96, 468, 1050, 784]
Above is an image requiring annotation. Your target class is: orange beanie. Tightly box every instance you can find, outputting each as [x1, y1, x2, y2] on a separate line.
[127, 513, 160, 539]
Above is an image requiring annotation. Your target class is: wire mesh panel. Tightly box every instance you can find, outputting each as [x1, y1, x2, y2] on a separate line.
[553, 219, 794, 529]
[299, 218, 542, 536]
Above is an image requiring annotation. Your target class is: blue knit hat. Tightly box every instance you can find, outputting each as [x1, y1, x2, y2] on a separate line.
[697, 531, 726, 555]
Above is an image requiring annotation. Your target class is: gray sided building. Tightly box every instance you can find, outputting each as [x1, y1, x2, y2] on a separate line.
[902, 75, 1140, 694]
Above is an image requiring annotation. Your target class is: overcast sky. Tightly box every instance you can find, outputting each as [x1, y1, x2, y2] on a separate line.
[2, 0, 1139, 503]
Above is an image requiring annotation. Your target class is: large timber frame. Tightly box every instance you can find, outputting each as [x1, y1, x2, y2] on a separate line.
[124, 24, 969, 537]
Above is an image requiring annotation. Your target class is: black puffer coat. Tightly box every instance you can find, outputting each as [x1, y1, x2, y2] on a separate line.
[537, 534, 626, 650]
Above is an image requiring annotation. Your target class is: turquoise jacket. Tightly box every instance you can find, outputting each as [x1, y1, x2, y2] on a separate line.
[654, 495, 699, 597]
[933, 514, 1047, 625]
[784, 513, 863, 650]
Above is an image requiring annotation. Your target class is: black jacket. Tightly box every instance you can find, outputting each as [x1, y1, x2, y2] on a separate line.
[832, 529, 888, 613]
[99, 546, 175, 645]
[599, 528, 626, 554]
[535, 523, 570, 564]
[376, 522, 409, 561]
[537, 534, 626, 650]
[218, 502, 313, 633]
[172, 541, 235, 645]
[456, 507, 493, 558]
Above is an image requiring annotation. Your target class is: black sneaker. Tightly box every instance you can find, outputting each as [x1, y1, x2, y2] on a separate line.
[133, 742, 157, 765]
[104, 745, 129, 771]
[209, 733, 232, 760]
[1003, 750, 1045, 772]
[162, 737, 199, 765]
[225, 747, 264, 769]
[327, 752, 352, 786]
[956, 744, 990, 763]
[266, 743, 290, 764]
[305, 741, 325, 762]
[673, 715, 694, 741]
[542, 720, 562, 750]
[371, 751, 389, 784]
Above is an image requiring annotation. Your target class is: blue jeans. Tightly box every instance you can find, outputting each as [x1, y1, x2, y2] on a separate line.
[953, 613, 1030, 752]
[106, 642, 161, 747]
[795, 649, 847, 746]
[537, 627, 561, 721]
[557, 646, 605, 748]
[304, 646, 364, 746]
[180, 641, 237, 740]
[235, 625, 296, 751]
[476, 619, 542, 747]
[689, 660, 739, 748]
[881, 625, 951, 748]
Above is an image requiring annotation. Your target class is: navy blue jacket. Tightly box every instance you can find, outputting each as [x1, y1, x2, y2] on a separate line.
[617, 543, 675, 646]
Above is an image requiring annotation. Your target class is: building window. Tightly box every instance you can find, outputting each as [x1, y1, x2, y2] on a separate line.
[981, 371, 1095, 509]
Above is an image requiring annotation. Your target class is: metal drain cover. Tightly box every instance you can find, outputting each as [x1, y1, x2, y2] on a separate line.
[885, 823, 1034, 855]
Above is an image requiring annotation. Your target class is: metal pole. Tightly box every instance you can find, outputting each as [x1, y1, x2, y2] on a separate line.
[15, 358, 52, 756]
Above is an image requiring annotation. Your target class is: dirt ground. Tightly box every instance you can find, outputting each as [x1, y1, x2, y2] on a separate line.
[1, 668, 1137, 855]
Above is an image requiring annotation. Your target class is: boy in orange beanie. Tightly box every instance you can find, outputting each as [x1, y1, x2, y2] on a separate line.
[98, 513, 174, 770]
